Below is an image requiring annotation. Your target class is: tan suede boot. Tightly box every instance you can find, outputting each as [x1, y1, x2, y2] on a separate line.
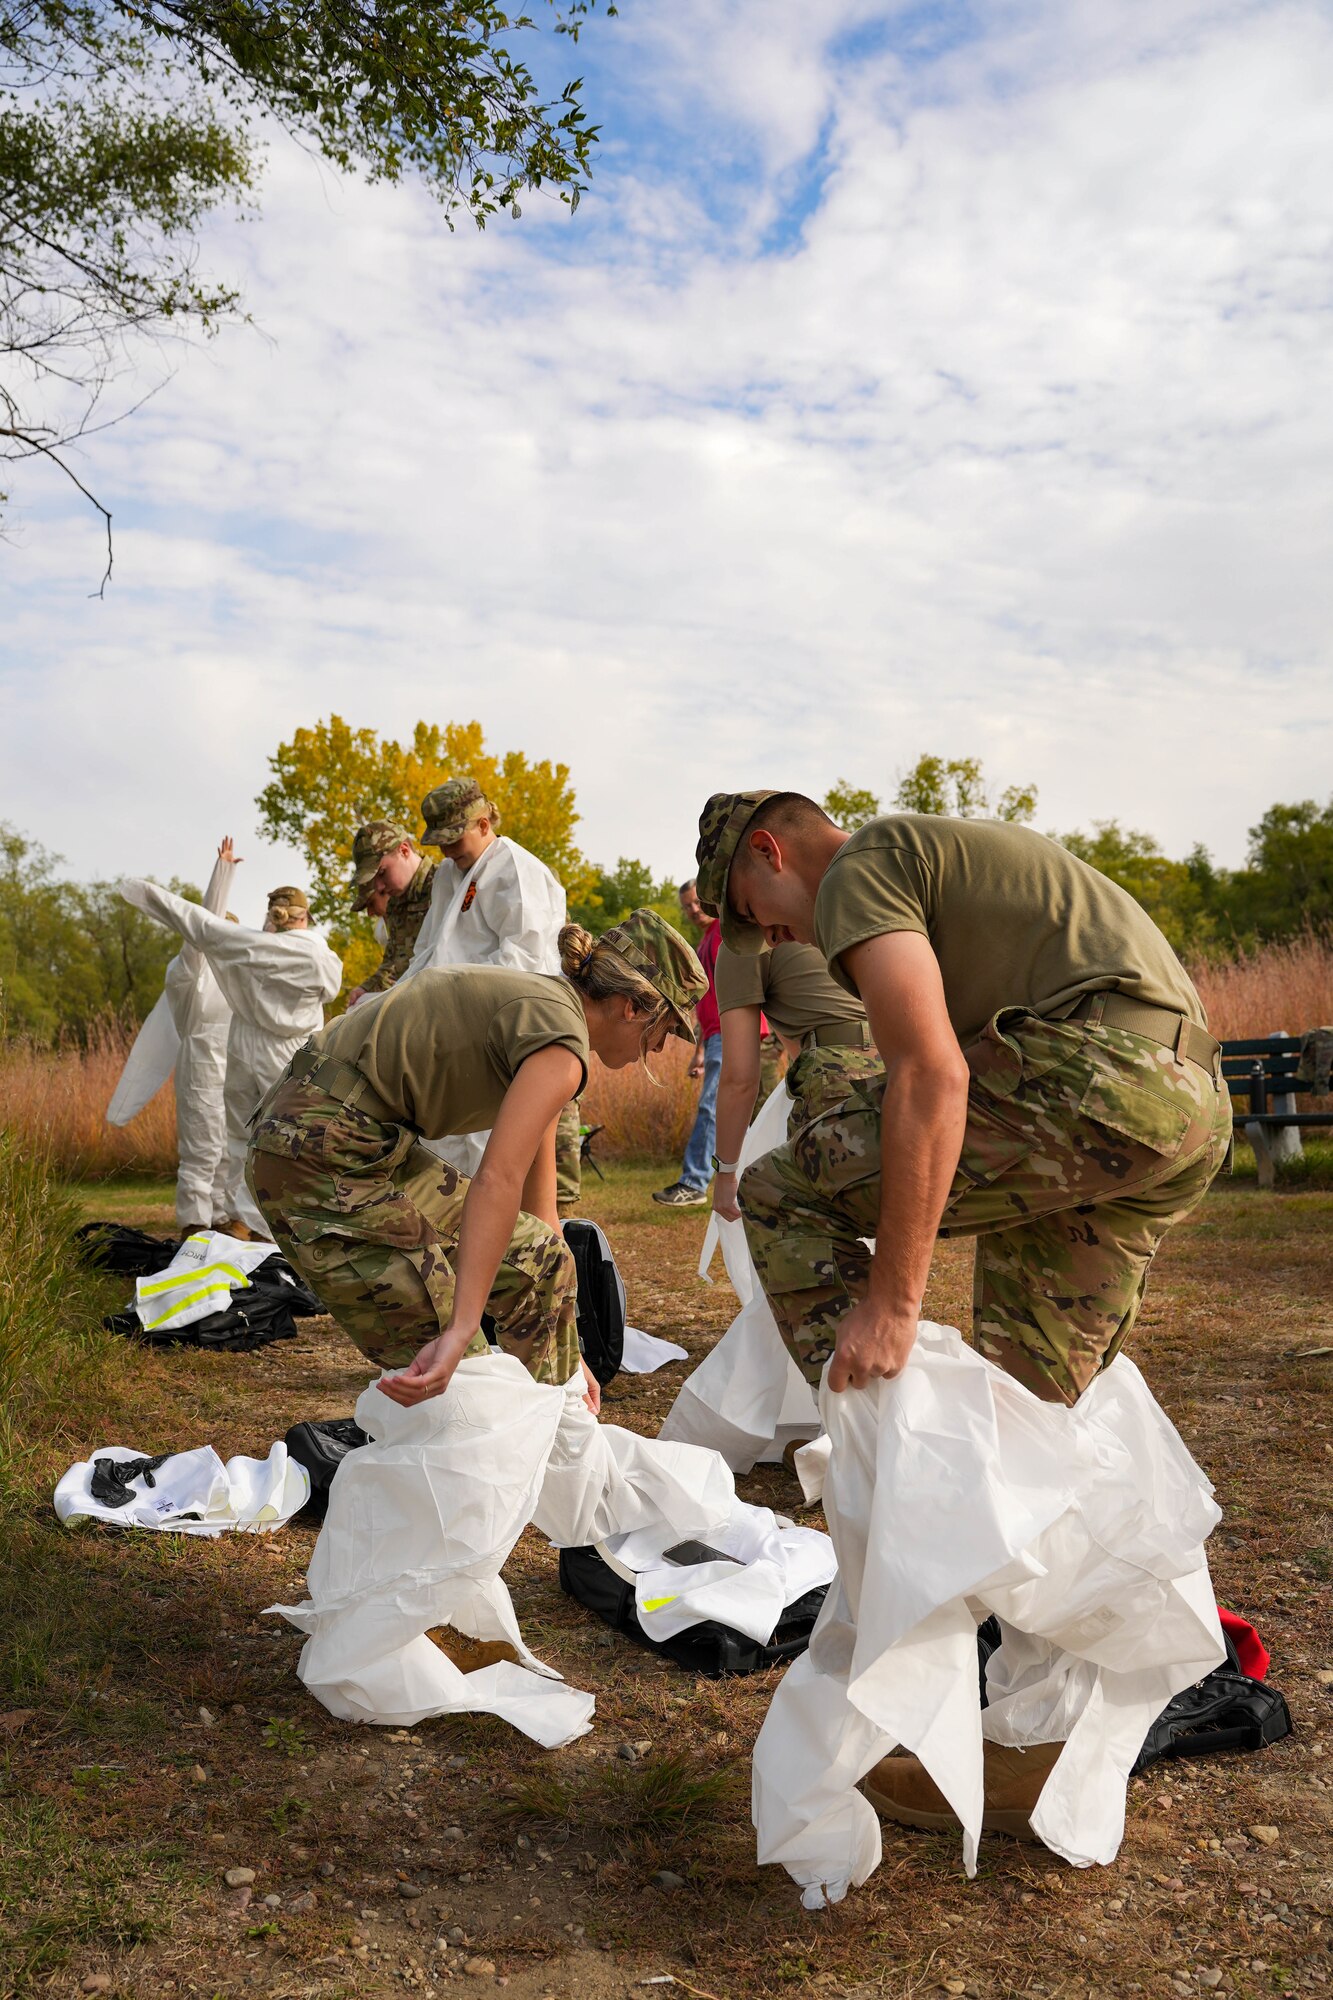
[863, 1739, 1064, 1843]
[426, 1626, 522, 1675]
[212, 1217, 255, 1242]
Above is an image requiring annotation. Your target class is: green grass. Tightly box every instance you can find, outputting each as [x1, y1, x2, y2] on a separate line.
[1228, 1132, 1333, 1189]
[500, 1751, 738, 1841]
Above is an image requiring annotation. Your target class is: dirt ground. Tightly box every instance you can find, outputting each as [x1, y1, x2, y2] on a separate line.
[3, 1165, 1331, 2000]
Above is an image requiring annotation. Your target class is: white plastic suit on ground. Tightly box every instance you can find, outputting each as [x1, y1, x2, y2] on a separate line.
[270, 1354, 737, 1746]
[659, 1079, 821, 1470]
[107, 852, 238, 1227]
[118, 879, 342, 1237]
[401, 836, 567, 1178]
[750, 1323, 1225, 1905]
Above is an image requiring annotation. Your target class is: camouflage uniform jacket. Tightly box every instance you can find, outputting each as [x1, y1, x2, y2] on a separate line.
[359, 857, 438, 994]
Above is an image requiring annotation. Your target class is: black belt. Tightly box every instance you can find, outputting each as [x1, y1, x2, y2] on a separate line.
[1066, 992, 1220, 1075]
[285, 1043, 402, 1125]
[802, 1020, 872, 1052]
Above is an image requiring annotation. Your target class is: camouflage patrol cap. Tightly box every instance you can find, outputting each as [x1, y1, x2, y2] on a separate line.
[600, 908, 708, 1044]
[350, 819, 414, 910]
[420, 777, 498, 849]
[694, 790, 778, 955]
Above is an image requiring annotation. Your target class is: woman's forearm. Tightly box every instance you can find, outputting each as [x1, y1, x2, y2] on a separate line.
[446, 1166, 526, 1336]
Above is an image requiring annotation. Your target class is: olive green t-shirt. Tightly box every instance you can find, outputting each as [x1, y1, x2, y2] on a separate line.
[714, 940, 867, 1043]
[813, 815, 1204, 1047]
[311, 967, 589, 1138]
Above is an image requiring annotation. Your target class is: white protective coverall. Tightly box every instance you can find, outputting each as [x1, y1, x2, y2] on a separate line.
[107, 852, 237, 1228]
[751, 1325, 1225, 1904]
[402, 835, 567, 1177]
[660, 1078, 821, 1471]
[118, 879, 342, 1238]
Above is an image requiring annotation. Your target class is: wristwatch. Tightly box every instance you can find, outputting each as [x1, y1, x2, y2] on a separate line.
[711, 1155, 741, 1175]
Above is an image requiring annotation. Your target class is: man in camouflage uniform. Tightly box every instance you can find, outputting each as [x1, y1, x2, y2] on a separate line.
[697, 790, 1234, 1847]
[344, 821, 436, 1006]
[695, 790, 1232, 1409]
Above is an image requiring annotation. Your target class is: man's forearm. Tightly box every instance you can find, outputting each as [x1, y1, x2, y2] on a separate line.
[867, 1060, 969, 1315]
[714, 1076, 759, 1168]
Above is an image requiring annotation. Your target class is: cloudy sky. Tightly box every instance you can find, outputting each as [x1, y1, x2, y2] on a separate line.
[3, 0, 1331, 924]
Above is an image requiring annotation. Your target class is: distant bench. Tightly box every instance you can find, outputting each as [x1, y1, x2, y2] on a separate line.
[1221, 1033, 1333, 1187]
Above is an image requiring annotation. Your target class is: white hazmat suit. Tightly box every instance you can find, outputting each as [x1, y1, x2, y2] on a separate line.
[107, 851, 237, 1228]
[119, 879, 342, 1238]
[402, 835, 567, 1177]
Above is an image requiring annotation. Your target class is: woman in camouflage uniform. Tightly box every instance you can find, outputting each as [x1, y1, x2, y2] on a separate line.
[246, 910, 704, 1415]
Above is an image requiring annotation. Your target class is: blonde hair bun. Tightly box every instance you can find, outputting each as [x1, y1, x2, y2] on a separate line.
[558, 923, 596, 979]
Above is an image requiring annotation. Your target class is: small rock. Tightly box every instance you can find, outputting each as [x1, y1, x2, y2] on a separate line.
[1315, 1669, 1333, 1686]
[399, 1881, 424, 1899]
[446, 1755, 469, 1770]
[1198, 1972, 1223, 1989]
[288, 1891, 317, 1915]
[443, 1824, 465, 1841]
[198, 1705, 216, 1727]
[944, 1982, 968, 1996]
[1248, 1825, 1280, 1846]
[81, 1978, 113, 1996]
[632, 1739, 652, 1756]
[318, 1860, 335, 1878]
[224, 1867, 256, 1888]
[616, 1744, 639, 1763]
[229, 1887, 252, 1913]
[1106, 1899, 1123, 1913]
[190, 1764, 208, 1785]
[464, 1959, 496, 1978]
[263, 1893, 282, 1909]
[651, 1870, 686, 1891]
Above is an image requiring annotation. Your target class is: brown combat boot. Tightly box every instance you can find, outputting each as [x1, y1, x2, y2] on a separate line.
[426, 1626, 522, 1675]
[212, 1217, 254, 1242]
[863, 1739, 1064, 1843]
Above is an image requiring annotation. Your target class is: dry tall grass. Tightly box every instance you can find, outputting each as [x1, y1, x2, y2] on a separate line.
[5, 936, 1330, 1180]
[0, 1020, 177, 1181]
[581, 1038, 700, 1163]
[1190, 931, 1333, 1041]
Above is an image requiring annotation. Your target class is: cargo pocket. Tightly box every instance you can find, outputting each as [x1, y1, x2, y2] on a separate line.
[286, 1214, 462, 1362]
[1078, 1070, 1191, 1157]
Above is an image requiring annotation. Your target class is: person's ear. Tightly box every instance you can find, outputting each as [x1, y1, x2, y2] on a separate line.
[622, 996, 639, 1024]
[748, 829, 782, 873]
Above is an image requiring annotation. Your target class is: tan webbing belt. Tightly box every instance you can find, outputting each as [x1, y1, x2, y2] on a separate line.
[804, 1020, 873, 1052]
[286, 1043, 401, 1125]
[1068, 992, 1220, 1074]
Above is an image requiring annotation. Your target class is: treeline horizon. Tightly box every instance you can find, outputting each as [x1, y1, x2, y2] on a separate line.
[2, 730, 1330, 1046]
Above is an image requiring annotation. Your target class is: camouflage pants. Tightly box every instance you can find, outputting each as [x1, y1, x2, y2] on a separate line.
[556, 1101, 582, 1216]
[245, 1077, 580, 1381]
[741, 1008, 1233, 1406]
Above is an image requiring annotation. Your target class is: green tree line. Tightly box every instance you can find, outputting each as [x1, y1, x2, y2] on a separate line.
[4, 744, 1330, 1044]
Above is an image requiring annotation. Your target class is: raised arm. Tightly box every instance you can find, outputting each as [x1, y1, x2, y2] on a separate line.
[825, 930, 969, 1393]
[377, 1043, 584, 1408]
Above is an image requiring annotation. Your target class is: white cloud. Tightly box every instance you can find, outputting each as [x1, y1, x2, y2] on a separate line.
[2, 0, 1332, 923]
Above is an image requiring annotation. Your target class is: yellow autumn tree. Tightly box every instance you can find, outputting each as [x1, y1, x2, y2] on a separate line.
[255, 717, 594, 996]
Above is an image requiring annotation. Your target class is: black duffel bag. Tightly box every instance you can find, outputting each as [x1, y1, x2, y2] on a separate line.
[105, 1254, 323, 1354]
[558, 1542, 828, 1677]
[76, 1221, 179, 1277]
[976, 1617, 1291, 1772]
[562, 1218, 627, 1386]
[283, 1415, 370, 1520]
